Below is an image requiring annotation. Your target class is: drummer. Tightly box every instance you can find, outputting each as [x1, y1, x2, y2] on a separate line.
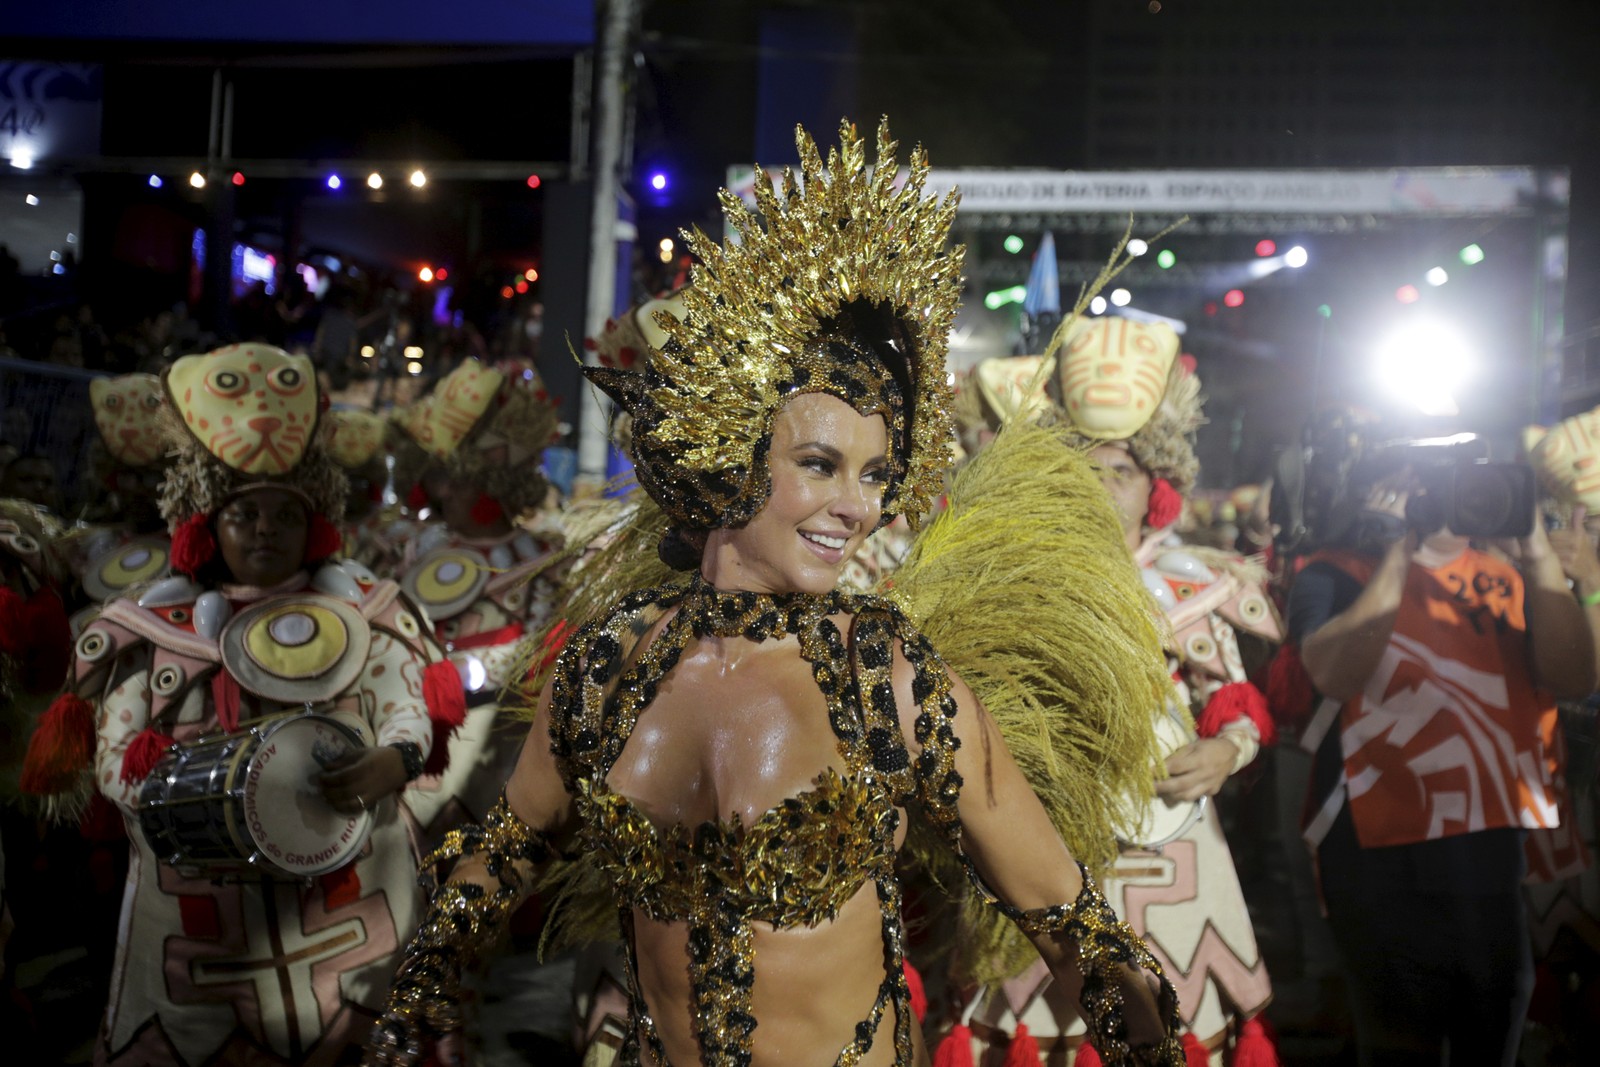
[20, 343, 462, 1067]
[959, 319, 1282, 1064]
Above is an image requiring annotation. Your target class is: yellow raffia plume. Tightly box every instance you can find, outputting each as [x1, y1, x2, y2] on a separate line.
[889, 418, 1173, 985]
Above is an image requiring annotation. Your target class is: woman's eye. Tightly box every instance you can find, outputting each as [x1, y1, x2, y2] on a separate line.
[863, 468, 888, 484]
[800, 457, 834, 475]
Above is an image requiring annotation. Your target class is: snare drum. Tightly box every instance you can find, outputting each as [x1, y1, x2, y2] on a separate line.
[1112, 701, 1208, 851]
[138, 712, 373, 879]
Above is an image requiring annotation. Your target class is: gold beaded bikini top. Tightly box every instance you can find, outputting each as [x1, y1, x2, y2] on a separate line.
[549, 575, 966, 1066]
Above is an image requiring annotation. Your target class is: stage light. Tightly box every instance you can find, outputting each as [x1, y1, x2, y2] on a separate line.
[1156, 249, 1176, 269]
[1425, 267, 1449, 286]
[24, 194, 38, 206]
[1089, 296, 1108, 315]
[526, 174, 542, 189]
[1255, 239, 1276, 257]
[418, 267, 434, 283]
[435, 268, 448, 282]
[1111, 288, 1132, 307]
[189, 171, 207, 189]
[409, 169, 427, 188]
[367, 173, 384, 190]
[1285, 245, 1309, 268]
[524, 268, 538, 281]
[1127, 239, 1149, 257]
[407, 361, 423, 376]
[231, 171, 245, 186]
[360, 345, 376, 359]
[1204, 301, 1219, 316]
[1317, 304, 1333, 318]
[1224, 289, 1245, 308]
[1396, 285, 1421, 304]
[326, 174, 342, 190]
[649, 172, 668, 192]
[515, 280, 529, 294]
[1374, 318, 1475, 417]
[1459, 243, 1485, 265]
[9, 149, 34, 170]
[1003, 235, 1024, 254]
[659, 238, 674, 253]
[148, 174, 163, 188]
[500, 285, 514, 299]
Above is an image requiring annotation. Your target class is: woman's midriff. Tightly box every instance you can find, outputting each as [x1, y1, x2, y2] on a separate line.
[629, 881, 909, 1067]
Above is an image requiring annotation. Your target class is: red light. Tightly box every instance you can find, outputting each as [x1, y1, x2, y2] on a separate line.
[231, 171, 245, 186]
[1204, 301, 1219, 316]
[500, 285, 514, 299]
[526, 174, 542, 189]
[1255, 239, 1276, 257]
[1396, 284, 1421, 304]
[515, 280, 529, 294]
[1223, 289, 1245, 308]
[435, 268, 448, 282]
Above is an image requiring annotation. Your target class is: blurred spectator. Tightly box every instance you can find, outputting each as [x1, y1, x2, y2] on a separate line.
[0, 453, 62, 513]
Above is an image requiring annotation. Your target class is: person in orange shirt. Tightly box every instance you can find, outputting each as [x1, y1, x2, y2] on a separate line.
[1288, 467, 1595, 1066]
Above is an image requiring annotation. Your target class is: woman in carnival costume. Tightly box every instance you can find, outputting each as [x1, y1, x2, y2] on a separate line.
[20, 343, 464, 1066]
[392, 360, 566, 848]
[367, 119, 1184, 1067]
[953, 319, 1281, 1066]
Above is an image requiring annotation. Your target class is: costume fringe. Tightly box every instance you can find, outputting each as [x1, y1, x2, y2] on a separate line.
[888, 418, 1172, 986]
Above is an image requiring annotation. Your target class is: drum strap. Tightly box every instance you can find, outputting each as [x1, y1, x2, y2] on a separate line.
[211, 668, 243, 733]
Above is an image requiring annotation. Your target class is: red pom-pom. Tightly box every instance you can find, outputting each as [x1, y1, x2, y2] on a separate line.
[1233, 1015, 1282, 1067]
[20, 692, 97, 795]
[1074, 1042, 1103, 1067]
[305, 513, 342, 563]
[1181, 1031, 1208, 1067]
[1146, 477, 1183, 530]
[1265, 643, 1315, 731]
[1002, 1023, 1040, 1067]
[422, 660, 467, 776]
[406, 483, 430, 512]
[903, 961, 927, 1024]
[171, 513, 217, 578]
[932, 1024, 975, 1067]
[1195, 680, 1277, 748]
[470, 492, 504, 526]
[121, 728, 177, 785]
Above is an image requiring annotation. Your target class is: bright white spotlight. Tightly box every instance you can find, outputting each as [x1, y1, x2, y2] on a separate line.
[9, 149, 34, 170]
[409, 169, 427, 188]
[1425, 266, 1449, 286]
[1127, 239, 1149, 257]
[1110, 288, 1132, 307]
[189, 171, 207, 189]
[1373, 318, 1475, 418]
[367, 172, 384, 190]
[1089, 295, 1108, 315]
[1285, 245, 1309, 269]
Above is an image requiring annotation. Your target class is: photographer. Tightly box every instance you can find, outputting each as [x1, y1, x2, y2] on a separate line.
[1287, 467, 1595, 1066]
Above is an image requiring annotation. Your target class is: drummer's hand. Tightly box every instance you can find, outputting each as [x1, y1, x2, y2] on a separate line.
[1153, 737, 1235, 802]
[320, 746, 408, 815]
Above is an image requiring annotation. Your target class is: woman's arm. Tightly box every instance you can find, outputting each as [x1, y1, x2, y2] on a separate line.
[891, 651, 1181, 1065]
[1517, 519, 1598, 699]
[367, 681, 577, 1067]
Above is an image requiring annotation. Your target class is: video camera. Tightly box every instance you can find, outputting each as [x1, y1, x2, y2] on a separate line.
[1272, 408, 1535, 554]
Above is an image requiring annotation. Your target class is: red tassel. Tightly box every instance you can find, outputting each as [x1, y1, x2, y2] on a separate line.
[470, 492, 504, 526]
[1195, 681, 1277, 748]
[305, 513, 342, 563]
[1003, 1023, 1040, 1067]
[406, 482, 430, 511]
[171, 513, 217, 578]
[1182, 1031, 1209, 1067]
[932, 1025, 975, 1067]
[1146, 477, 1183, 530]
[211, 669, 243, 734]
[121, 728, 176, 785]
[422, 660, 467, 776]
[19, 692, 97, 795]
[1264, 643, 1315, 731]
[1074, 1043, 1103, 1067]
[1232, 1016, 1281, 1067]
[903, 960, 927, 1024]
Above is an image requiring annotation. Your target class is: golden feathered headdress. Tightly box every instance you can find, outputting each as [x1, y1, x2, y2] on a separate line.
[586, 118, 963, 532]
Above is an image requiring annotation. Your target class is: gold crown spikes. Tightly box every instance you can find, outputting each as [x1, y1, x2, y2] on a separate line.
[637, 118, 963, 530]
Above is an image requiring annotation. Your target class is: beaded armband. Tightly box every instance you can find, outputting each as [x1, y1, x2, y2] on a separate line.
[372, 795, 560, 1054]
[979, 862, 1184, 1066]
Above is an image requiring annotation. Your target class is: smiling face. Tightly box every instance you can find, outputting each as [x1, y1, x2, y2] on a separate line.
[703, 393, 889, 595]
[167, 344, 318, 475]
[90, 373, 165, 466]
[215, 487, 310, 587]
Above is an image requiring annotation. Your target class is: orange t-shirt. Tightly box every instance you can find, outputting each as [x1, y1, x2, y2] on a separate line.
[1317, 548, 1561, 849]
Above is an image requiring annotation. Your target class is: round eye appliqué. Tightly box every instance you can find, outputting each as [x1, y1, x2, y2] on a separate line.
[78, 630, 111, 662]
[207, 369, 248, 397]
[267, 365, 306, 395]
[142, 393, 163, 410]
[152, 664, 186, 695]
[104, 394, 123, 410]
